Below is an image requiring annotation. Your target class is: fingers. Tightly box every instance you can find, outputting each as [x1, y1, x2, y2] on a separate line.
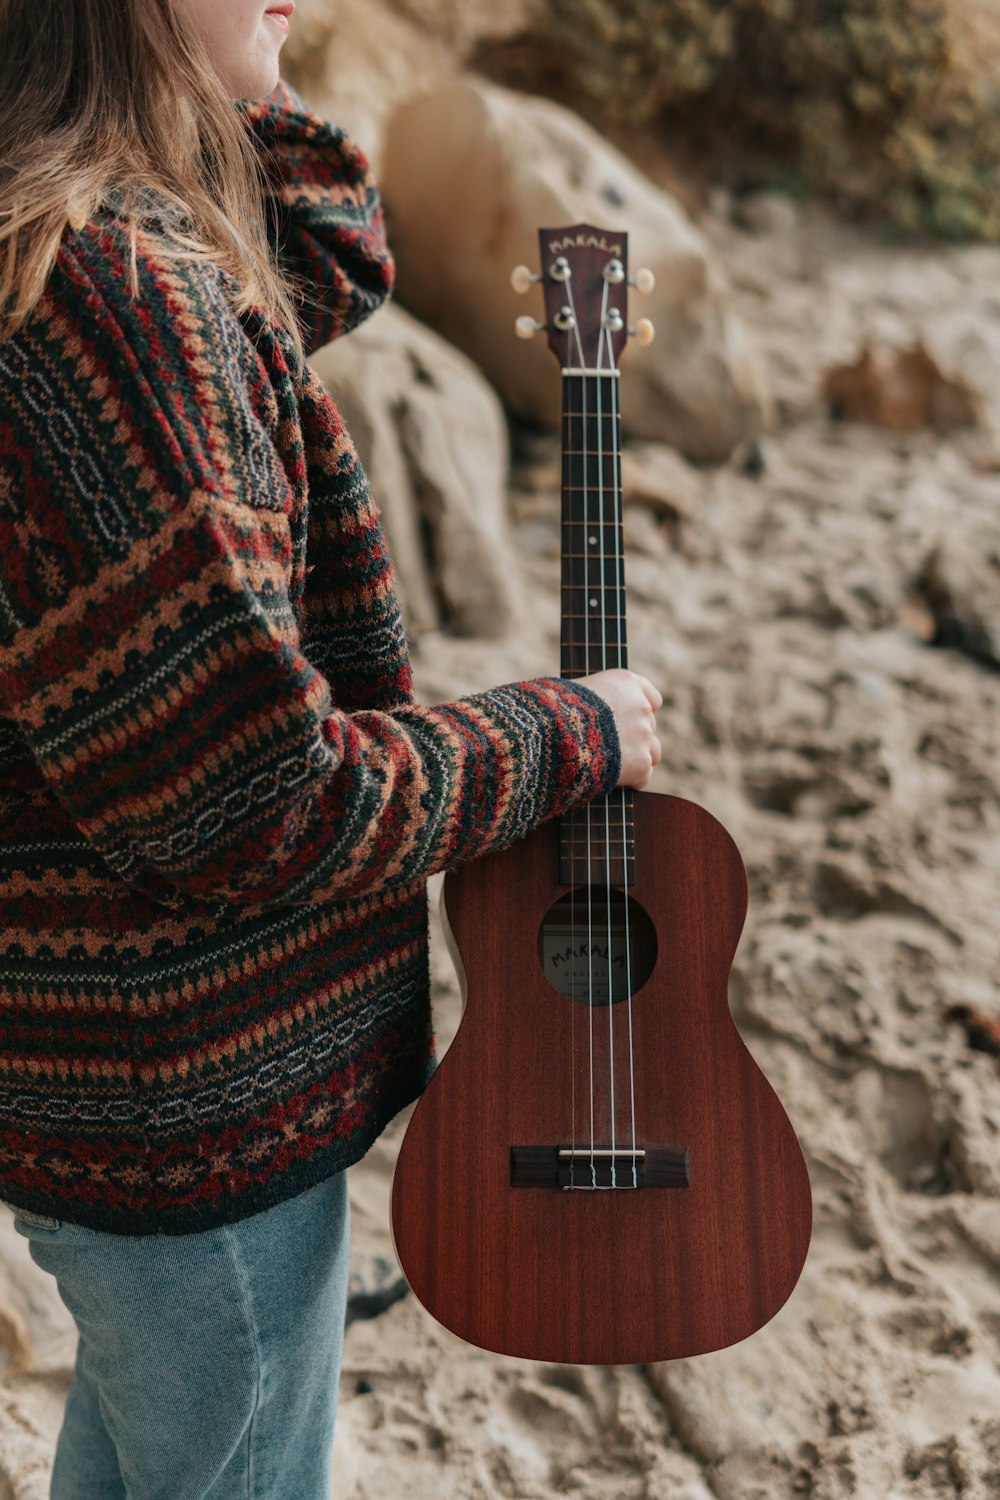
[634, 673, 663, 712]
[637, 712, 661, 790]
[637, 674, 662, 786]
[609, 670, 664, 790]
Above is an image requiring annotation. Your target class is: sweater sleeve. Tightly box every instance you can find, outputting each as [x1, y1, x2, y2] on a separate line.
[236, 80, 395, 356]
[0, 228, 621, 916]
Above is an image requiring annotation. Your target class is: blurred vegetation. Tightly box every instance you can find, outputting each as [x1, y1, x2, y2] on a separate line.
[476, 0, 1000, 240]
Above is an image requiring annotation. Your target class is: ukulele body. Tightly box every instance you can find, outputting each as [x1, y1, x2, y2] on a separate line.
[391, 789, 812, 1365]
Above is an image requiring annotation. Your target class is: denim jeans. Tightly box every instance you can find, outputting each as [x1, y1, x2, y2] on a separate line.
[8, 1170, 350, 1500]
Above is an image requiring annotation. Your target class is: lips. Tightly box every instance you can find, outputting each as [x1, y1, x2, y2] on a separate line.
[264, 3, 293, 32]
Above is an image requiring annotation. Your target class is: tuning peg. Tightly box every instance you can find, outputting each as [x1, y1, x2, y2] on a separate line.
[630, 318, 655, 347]
[515, 315, 545, 340]
[630, 268, 656, 295]
[510, 264, 540, 295]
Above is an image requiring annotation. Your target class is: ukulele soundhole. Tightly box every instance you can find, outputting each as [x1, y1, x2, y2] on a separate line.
[537, 885, 657, 1006]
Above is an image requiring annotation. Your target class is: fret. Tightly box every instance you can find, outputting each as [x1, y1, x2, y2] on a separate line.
[560, 821, 635, 827]
[561, 606, 627, 615]
[559, 853, 635, 860]
[560, 639, 628, 653]
[561, 818, 635, 827]
[559, 831, 635, 839]
[559, 844, 636, 854]
[559, 820, 635, 828]
[560, 840, 638, 852]
[562, 806, 634, 815]
[561, 595, 626, 610]
[558, 855, 635, 862]
[561, 641, 629, 648]
[560, 789, 635, 857]
[560, 824, 636, 832]
[560, 826, 635, 836]
[561, 638, 629, 648]
[559, 848, 635, 856]
[561, 570, 625, 581]
[560, 571, 625, 582]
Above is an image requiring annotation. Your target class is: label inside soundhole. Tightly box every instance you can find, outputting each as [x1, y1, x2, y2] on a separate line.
[537, 885, 657, 1005]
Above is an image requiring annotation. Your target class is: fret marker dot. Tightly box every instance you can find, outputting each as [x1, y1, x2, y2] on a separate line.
[589, 536, 597, 545]
[590, 598, 598, 607]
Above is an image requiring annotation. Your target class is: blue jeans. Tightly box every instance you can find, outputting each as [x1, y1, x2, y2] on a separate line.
[8, 1170, 351, 1500]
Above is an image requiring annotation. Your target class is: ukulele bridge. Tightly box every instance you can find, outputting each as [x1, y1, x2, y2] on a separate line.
[510, 1145, 690, 1191]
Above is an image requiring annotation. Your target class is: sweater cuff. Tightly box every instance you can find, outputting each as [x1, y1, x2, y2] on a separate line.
[538, 676, 622, 799]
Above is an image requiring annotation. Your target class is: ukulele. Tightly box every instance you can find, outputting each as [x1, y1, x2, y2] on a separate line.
[390, 224, 812, 1364]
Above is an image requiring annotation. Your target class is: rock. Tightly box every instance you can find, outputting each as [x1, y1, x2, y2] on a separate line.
[822, 341, 985, 433]
[706, 185, 736, 223]
[380, 78, 771, 461]
[346, 1256, 411, 1326]
[619, 442, 705, 521]
[282, 0, 529, 165]
[379, 0, 530, 50]
[905, 535, 1000, 670]
[734, 190, 803, 237]
[282, 0, 448, 164]
[621, 504, 670, 558]
[310, 302, 520, 638]
[944, 1005, 1000, 1060]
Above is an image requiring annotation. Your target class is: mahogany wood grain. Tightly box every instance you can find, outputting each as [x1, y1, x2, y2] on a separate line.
[391, 221, 811, 1364]
[391, 793, 813, 1364]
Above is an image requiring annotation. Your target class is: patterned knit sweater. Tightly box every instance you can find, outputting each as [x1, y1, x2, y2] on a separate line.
[0, 83, 621, 1235]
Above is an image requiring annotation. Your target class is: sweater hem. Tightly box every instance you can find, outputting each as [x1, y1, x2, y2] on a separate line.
[0, 1064, 432, 1238]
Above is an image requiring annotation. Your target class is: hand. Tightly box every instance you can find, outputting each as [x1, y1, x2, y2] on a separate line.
[577, 668, 663, 790]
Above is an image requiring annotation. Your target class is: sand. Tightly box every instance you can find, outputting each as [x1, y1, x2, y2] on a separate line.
[2, 204, 999, 1498]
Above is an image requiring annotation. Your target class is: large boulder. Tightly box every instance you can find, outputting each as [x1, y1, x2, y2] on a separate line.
[310, 302, 520, 639]
[281, 0, 445, 164]
[281, 0, 530, 164]
[380, 78, 771, 461]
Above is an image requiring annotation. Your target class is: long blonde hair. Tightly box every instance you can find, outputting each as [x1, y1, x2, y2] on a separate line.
[0, 0, 306, 375]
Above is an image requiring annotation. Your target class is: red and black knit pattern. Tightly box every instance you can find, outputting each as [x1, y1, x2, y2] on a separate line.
[0, 85, 621, 1234]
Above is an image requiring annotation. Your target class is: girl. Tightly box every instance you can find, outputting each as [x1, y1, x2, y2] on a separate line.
[0, 1, 662, 1495]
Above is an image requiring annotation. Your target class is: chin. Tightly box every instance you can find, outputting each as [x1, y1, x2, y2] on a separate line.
[230, 58, 281, 101]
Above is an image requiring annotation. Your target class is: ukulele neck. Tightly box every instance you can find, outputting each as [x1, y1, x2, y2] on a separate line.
[558, 368, 635, 889]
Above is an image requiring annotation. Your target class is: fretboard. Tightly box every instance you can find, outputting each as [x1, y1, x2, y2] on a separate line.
[558, 370, 635, 888]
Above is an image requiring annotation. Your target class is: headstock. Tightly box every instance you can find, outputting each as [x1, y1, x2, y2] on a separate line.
[511, 223, 654, 370]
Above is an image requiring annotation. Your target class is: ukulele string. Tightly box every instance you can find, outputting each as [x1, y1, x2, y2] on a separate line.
[602, 309, 639, 1192]
[564, 276, 598, 1190]
[594, 274, 617, 1189]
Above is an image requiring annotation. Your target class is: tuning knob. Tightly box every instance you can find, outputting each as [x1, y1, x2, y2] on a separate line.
[510, 264, 539, 295]
[631, 318, 656, 347]
[515, 315, 544, 340]
[631, 268, 656, 295]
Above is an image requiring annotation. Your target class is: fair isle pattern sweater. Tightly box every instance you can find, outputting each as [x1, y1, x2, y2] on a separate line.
[0, 83, 621, 1235]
